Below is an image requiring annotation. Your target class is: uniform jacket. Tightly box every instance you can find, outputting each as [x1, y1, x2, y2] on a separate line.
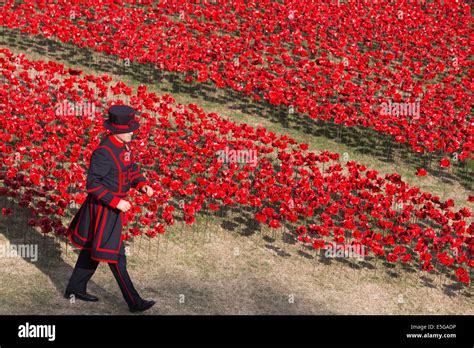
[67, 133, 148, 263]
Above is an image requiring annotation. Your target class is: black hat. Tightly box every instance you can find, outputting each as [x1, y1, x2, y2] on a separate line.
[103, 105, 140, 134]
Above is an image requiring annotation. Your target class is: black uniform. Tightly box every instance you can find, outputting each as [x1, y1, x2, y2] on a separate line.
[66, 133, 148, 308]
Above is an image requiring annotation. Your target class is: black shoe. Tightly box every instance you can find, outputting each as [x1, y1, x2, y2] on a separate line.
[129, 299, 155, 313]
[64, 290, 99, 302]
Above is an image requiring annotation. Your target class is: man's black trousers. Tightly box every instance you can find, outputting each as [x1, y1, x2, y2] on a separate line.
[65, 243, 143, 309]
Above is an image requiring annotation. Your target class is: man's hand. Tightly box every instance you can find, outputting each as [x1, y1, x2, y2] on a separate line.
[140, 185, 154, 197]
[116, 199, 132, 212]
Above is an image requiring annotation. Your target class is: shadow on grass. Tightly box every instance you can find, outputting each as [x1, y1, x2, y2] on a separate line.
[0, 195, 123, 311]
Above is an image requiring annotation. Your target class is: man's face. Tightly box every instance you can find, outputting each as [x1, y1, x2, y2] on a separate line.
[114, 131, 134, 143]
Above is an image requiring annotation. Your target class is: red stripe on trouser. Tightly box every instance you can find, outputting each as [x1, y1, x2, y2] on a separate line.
[115, 264, 136, 305]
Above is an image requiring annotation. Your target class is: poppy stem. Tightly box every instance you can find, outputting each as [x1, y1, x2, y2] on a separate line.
[279, 224, 286, 248]
[192, 214, 197, 242]
[204, 213, 210, 243]
[138, 233, 143, 257]
[147, 236, 151, 264]
[183, 220, 188, 249]
[156, 233, 161, 259]
[312, 247, 318, 275]
[164, 228, 169, 253]
[132, 231, 136, 255]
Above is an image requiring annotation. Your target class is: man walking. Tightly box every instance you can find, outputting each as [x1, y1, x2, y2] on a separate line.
[65, 104, 155, 313]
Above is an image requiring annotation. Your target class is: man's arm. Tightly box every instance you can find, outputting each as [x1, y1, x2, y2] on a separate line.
[129, 162, 148, 192]
[86, 147, 122, 209]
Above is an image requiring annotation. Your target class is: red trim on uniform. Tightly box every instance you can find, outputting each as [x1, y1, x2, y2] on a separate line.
[129, 163, 140, 175]
[97, 190, 107, 199]
[109, 196, 121, 209]
[110, 123, 130, 129]
[115, 263, 136, 305]
[87, 185, 103, 193]
[136, 181, 147, 191]
[75, 230, 89, 242]
[94, 191, 127, 197]
[72, 203, 87, 241]
[124, 176, 130, 187]
[94, 205, 104, 238]
[96, 208, 109, 251]
[130, 173, 144, 181]
[109, 134, 125, 147]
[92, 187, 124, 206]
[91, 255, 118, 264]
[77, 200, 97, 242]
[97, 210, 122, 253]
[69, 232, 92, 250]
[89, 196, 94, 240]
[121, 171, 130, 186]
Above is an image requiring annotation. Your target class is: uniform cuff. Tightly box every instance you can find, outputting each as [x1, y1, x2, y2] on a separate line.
[109, 196, 121, 209]
[136, 181, 148, 191]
